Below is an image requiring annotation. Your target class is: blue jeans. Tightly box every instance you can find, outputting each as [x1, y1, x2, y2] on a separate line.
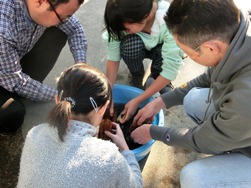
[180, 154, 251, 188]
[183, 87, 215, 124]
[181, 88, 251, 188]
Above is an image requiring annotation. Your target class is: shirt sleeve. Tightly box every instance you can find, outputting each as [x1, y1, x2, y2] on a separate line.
[59, 15, 87, 63]
[117, 150, 143, 188]
[0, 37, 57, 101]
[150, 68, 251, 155]
[102, 31, 121, 62]
[161, 68, 212, 108]
[160, 26, 183, 81]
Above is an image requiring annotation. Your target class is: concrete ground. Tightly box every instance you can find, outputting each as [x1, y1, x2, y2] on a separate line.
[0, 0, 250, 187]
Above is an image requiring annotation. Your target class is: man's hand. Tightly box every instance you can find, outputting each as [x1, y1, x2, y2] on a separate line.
[131, 124, 152, 144]
[133, 97, 165, 125]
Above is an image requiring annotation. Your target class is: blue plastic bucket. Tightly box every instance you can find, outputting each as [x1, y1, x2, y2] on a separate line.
[113, 84, 164, 161]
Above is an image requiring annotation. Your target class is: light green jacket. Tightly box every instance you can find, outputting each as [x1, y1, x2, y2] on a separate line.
[102, 1, 182, 81]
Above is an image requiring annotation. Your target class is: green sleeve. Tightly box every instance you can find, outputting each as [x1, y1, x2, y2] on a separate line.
[102, 31, 121, 62]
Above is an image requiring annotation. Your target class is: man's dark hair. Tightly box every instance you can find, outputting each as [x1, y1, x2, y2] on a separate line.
[104, 0, 153, 41]
[50, 0, 85, 7]
[164, 0, 240, 48]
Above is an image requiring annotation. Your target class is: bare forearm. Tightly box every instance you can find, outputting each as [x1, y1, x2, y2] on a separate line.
[106, 60, 120, 87]
[135, 75, 170, 103]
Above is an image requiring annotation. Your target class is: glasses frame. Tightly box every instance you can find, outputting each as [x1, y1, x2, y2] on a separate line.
[179, 44, 202, 60]
[47, 0, 69, 24]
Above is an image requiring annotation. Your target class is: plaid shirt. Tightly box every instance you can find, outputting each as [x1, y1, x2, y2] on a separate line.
[0, 0, 87, 101]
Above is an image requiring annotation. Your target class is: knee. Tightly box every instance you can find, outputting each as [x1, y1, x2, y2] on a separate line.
[45, 27, 67, 47]
[180, 161, 204, 188]
[183, 88, 199, 114]
[120, 34, 144, 57]
[0, 98, 26, 134]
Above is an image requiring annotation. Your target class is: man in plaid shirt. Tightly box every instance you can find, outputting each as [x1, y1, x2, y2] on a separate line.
[0, 0, 87, 135]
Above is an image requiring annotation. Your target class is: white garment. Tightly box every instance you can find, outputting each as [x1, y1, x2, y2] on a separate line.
[17, 120, 142, 188]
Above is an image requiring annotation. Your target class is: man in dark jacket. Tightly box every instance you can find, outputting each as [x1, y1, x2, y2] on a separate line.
[131, 0, 251, 187]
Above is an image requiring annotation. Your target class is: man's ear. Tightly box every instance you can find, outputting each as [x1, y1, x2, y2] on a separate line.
[98, 100, 110, 117]
[204, 40, 222, 55]
[35, 0, 47, 8]
[55, 95, 60, 104]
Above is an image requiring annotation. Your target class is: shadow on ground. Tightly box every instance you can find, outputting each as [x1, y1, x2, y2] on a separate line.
[0, 130, 24, 188]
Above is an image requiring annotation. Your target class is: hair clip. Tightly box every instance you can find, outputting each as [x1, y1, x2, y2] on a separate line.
[59, 90, 64, 101]
[64, 97, 76, 108]
[89, 97, 98, 112]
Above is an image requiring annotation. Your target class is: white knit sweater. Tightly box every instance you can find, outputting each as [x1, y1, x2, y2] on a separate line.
[17, 120, 142, 188]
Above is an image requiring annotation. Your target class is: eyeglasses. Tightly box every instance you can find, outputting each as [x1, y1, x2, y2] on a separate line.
[48, 0, 70, 24]
[179, 44, 202, 60]
[179, 49, 188, 59]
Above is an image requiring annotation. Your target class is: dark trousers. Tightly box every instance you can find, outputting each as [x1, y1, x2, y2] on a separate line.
[0, 27, 67, 134]
[120, 34, 163, 79]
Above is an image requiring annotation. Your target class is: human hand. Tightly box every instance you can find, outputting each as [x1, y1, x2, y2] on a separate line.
[119, 98, 141, 123]
[131, 124, 152, 145]
[133, 97, 165, 125]
[105, 122, 129, 151]
[132, 103, 156, 125]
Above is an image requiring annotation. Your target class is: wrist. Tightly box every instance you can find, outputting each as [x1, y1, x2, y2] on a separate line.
[154, 97, 165, 110]
[119, 145, 129, 151]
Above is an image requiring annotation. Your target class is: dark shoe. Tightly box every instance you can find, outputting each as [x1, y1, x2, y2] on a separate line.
[144, 76, 155, 90]
[0, 130, 18, 136]
[0, 124, 21, 137]
[129, 74, 144, 89]
[160, 82, 174, 94]
[144, 76, 174, 94]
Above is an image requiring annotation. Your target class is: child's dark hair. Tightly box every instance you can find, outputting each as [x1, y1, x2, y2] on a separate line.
[104, 0, 153, 41]
[48, 63, 112, 141]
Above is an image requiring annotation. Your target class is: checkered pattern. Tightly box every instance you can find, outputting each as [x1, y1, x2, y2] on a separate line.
[0, 0, 87, 101]
[120, 34, 163, 78]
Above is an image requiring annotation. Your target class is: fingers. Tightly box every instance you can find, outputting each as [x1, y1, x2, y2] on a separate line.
[106, 122, 121, 136]
[134, 114, 145, 126]
[104, 130, 113, 138]
[149, 116, 154, 122]
[104, 122, 117, 139]
[131, 129, 146, 144]
[130, 124, 152, 144]
[133, 113, 140, 125]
